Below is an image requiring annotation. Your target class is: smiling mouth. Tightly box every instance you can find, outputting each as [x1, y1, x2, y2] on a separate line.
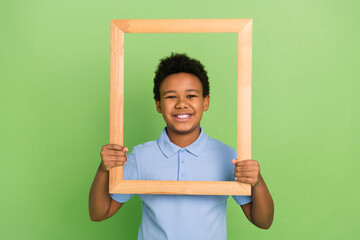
[173, 114, 193, 120]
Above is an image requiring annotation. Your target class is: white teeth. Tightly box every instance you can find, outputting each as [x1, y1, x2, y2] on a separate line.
[176, 114, 190, 119]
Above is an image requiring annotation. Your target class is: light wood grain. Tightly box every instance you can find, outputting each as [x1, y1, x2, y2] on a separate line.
[109, 19, 253, 196]
[109, 21, 124, 188]
[237, 20, 252, 162]
[111, 19, 252, 33]
[110, 180, 251, 196]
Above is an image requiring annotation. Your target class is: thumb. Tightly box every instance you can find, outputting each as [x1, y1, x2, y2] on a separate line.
[231, 159, 237, 165]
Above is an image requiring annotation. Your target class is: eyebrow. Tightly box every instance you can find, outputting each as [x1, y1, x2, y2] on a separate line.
[162, 89, 200, 95]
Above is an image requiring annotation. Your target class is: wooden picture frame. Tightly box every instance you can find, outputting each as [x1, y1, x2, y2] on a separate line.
[109, 19, 252, 195]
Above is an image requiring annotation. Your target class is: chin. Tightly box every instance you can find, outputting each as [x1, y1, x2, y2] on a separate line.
[168, 126, 200, 135]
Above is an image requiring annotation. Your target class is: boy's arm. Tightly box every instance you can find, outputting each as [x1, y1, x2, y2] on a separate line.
[88, 144, 128, 221]
[232, 160, 274, 229]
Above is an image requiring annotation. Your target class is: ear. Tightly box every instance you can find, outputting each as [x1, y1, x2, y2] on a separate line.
[155, 99, 162, 113]
[203, 95, 210, 111]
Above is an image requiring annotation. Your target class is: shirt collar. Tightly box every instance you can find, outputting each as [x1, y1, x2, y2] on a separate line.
[157, 127, 209, 158]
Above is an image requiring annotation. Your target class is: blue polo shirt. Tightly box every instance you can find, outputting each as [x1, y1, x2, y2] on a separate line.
[111, 127, 252, 240]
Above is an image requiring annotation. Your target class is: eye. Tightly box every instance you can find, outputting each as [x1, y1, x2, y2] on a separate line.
[166, 95, 176, 99]
[187, 95, 197, 99]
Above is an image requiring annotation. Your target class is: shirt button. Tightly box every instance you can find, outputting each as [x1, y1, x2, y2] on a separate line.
[181, 149, 185, 153]
[181, 160, 184, 163]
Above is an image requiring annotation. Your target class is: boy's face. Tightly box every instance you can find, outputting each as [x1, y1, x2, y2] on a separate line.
[155, 72, 210, 137]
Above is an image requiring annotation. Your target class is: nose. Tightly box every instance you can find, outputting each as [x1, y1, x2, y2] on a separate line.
[175, 97, 188, 109]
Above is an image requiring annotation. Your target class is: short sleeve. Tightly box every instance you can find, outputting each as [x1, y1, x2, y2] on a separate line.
[110, 149, 138, 203]
[232, 195, 253, 205]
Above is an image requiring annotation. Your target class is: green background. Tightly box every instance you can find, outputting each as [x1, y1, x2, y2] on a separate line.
[1, 0, 359, 239]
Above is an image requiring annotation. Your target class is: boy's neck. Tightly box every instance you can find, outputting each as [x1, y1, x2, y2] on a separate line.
[166, 127, 201, 148]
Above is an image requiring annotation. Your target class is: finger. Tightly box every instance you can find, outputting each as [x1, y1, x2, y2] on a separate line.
[107, 161, 127, 168]
[110, 144, 124, 150]
[235, 176, 250, 182]
[106, 156, 127, 161]
[232, 159, 249, 165]
[105, 150, 128, 156]
[102, 157, 127, 164]
[123, 147, 129, 152]
[235, 160, 258, 166]
[114, 161, 127, 166]
[101, 147, 128, 158]
[236, 160, 253, 165]
[236, 176, 254, 183]
[103, 144, 127, 151]
[102, 160, 127, 171]
[101, 152, 127, 160]
[234, 166, 257, 172]
[234, 171, 257, 178]
[236, 175, 258, 182]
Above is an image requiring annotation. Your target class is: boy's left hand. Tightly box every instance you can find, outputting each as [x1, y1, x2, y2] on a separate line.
[231, 159, 262, 187]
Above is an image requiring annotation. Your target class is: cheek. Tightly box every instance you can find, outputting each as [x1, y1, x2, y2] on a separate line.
[161, 102, 172, 113]
[196, 101, 205, 110]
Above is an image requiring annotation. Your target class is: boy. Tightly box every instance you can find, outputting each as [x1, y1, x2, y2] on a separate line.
[89, 53, 274, 239]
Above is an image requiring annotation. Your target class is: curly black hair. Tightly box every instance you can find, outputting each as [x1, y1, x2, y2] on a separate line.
[153, 53, 210, 101]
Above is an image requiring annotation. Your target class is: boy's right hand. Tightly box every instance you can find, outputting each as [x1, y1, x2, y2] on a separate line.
[100, 144, 128, 172]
